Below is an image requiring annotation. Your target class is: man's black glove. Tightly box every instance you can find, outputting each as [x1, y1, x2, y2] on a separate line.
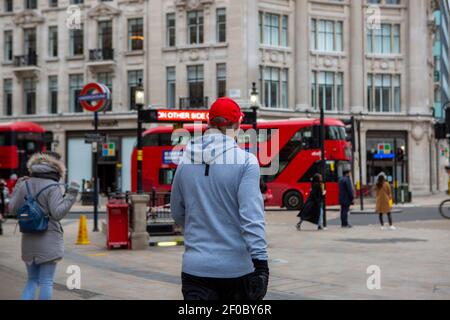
[247, 259, 269, 300]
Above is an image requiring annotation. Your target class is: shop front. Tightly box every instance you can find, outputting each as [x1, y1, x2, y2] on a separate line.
[66, 130, 136, 196]
[366, 131, 411, 202]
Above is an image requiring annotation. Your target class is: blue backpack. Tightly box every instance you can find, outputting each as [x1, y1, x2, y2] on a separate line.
[16, 181, 62, 233]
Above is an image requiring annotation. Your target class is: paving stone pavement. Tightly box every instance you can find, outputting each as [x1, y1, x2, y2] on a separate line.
[1, 205, 450, 300]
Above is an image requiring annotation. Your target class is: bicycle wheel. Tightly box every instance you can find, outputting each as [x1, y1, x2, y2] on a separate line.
[439, 199, 450, 219]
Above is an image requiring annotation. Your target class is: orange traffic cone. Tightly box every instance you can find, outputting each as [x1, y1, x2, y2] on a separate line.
[76, 215, 90, 245]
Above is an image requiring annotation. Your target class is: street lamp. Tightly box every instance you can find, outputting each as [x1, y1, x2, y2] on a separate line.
[135, 78, 144, 194]
[250, 82, 259, 131]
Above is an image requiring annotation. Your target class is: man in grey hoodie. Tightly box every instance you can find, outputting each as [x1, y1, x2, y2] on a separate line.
[171, 97, 269, 300]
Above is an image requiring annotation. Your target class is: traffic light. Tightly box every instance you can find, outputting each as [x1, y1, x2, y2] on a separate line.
[446, 107, 450, 136]
[396, 147, 405, 162]
[342, 117, 355, 152]
[435, 122, 447, 140]
[242, 111, 257, 126]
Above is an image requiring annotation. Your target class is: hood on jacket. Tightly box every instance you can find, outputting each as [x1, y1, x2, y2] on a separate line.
[184, 132, 238, 165]
[27, 152, 67, 178]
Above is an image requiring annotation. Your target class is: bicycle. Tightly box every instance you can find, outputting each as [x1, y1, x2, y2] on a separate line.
[438, 199, 450, 219]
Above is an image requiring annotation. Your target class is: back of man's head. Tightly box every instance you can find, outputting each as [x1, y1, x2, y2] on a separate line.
[208, 98, 244, 134]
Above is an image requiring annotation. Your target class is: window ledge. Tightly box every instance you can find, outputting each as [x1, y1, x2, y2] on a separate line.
[260, 45, 292, 52]
[66, 55, 85, 61]
[366, 53, 403, 59]
[164, 43, 229, 52]
[1, 61, 13, 66]
[46, 57, 59, 63]
[0, 12, 15, 17]
[310, 50, 346, 57]
[124, 50, 145, 56]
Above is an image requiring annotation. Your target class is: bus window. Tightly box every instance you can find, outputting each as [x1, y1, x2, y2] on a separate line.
[159, 168, 176, 185]
[326, 126, 346, 141]
[298, 161, 339, 183]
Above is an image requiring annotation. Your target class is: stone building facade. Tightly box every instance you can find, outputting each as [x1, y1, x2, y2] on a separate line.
[0, 0, 442, 196]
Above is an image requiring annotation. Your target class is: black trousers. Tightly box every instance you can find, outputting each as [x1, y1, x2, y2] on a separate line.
[181, 272, 254, 300]
[340, 205, 350, 226]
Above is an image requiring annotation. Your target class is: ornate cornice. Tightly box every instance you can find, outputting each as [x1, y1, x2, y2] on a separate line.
[176, 0, 214, 11]
[13, 10, 45, 27]
[88, 3, 121, 21]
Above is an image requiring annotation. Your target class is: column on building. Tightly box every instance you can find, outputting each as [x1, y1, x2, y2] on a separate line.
[349, 0, 364, 114]
[295, 0, 309, 111]
[408, 1, 434, 195]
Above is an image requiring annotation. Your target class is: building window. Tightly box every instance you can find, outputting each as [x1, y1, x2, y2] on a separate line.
[167, 67, 176, 109]
[69, 74, 83, 113]
[69, 24, 84, 56]
[24, 28, 37, 55]
[367, 74, 401, 113]
[187, 10, 204, 45]
[311, 19, 343, 52]
[49, 0, 58, 8]
[5, 0, 13, 12]
[23, 78, 36, 115]
[166, 13, 176, 47]
[216, 8, 226, 43]
[98, 20, 112, 49]
[48, 26, 58, 57]
[128, 70, 143, 110]
[3, 31, 13, 62]
[367, 24, 400, 54]
[48, 76, 58, 114]
[70, 0, 83, 4]
[260, 66, 289, 109]
[367, 0, 400, 5]
[128, 18, 143, 51]
[25, 0, 37, 9]
[311, 71, 344, 112]
[3, 79, 13, 116]
[187, 65, 204, 102]
[97, 72, 113, 111]
[216, 63, 226, 98]
[259, 12, 289, 47]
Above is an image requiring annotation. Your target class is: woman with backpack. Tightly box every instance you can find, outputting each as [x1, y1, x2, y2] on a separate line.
[9, 152, 79, 300]
[296, 173, 327, 231]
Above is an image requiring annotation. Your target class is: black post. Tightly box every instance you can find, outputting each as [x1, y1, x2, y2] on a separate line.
[394, 138, 398, 204]
[136, 79, 144, 194]
[93, 112, 99, 232]
[320, 106, 327, 227]
[357, 119, 364, 211]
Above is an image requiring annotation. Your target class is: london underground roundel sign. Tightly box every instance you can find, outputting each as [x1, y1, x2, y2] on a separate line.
[79, 82, 111, 112]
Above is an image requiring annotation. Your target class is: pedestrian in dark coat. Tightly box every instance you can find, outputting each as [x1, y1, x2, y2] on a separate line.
[296, 173, 326, 231]
[9, 152, 79, 300]
[339, 170, 354, 228]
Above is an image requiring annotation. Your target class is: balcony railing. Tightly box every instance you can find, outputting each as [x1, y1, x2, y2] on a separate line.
[89, 48, 114, 61]
[179, 97, 209, 109]
[14, 53, 38, 67]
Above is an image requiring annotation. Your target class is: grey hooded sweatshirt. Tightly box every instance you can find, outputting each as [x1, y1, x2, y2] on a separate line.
[171, 132, 268, 278]
[9, 153, 78, 265]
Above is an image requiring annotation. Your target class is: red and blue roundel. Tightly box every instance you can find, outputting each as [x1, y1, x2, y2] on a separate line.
[78, 82, 111, 113]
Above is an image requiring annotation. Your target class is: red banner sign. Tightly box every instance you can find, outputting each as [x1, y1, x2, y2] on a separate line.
[156, 110, 210, 122]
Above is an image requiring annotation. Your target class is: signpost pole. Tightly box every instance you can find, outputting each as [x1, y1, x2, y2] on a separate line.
[358, 119, 364, 211]
[320, 105, 327, 228]
[93, 111, 99, 232]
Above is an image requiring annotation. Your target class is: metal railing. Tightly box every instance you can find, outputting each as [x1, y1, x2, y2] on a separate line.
[14, 53, 38, 67]
[89, 48, 114, 61]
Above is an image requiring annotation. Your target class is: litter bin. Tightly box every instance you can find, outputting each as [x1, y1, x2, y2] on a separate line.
[106, 195, 130, 250]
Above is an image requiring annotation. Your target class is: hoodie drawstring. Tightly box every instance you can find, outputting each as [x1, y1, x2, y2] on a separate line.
[204, 163, 210, 177]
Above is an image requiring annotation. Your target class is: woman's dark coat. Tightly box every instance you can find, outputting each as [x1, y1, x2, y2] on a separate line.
[297, 182, 323, 225]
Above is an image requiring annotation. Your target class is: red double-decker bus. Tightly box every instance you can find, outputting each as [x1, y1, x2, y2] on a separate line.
[131, 118, 351, 209]
[0, 122, 46, 180]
